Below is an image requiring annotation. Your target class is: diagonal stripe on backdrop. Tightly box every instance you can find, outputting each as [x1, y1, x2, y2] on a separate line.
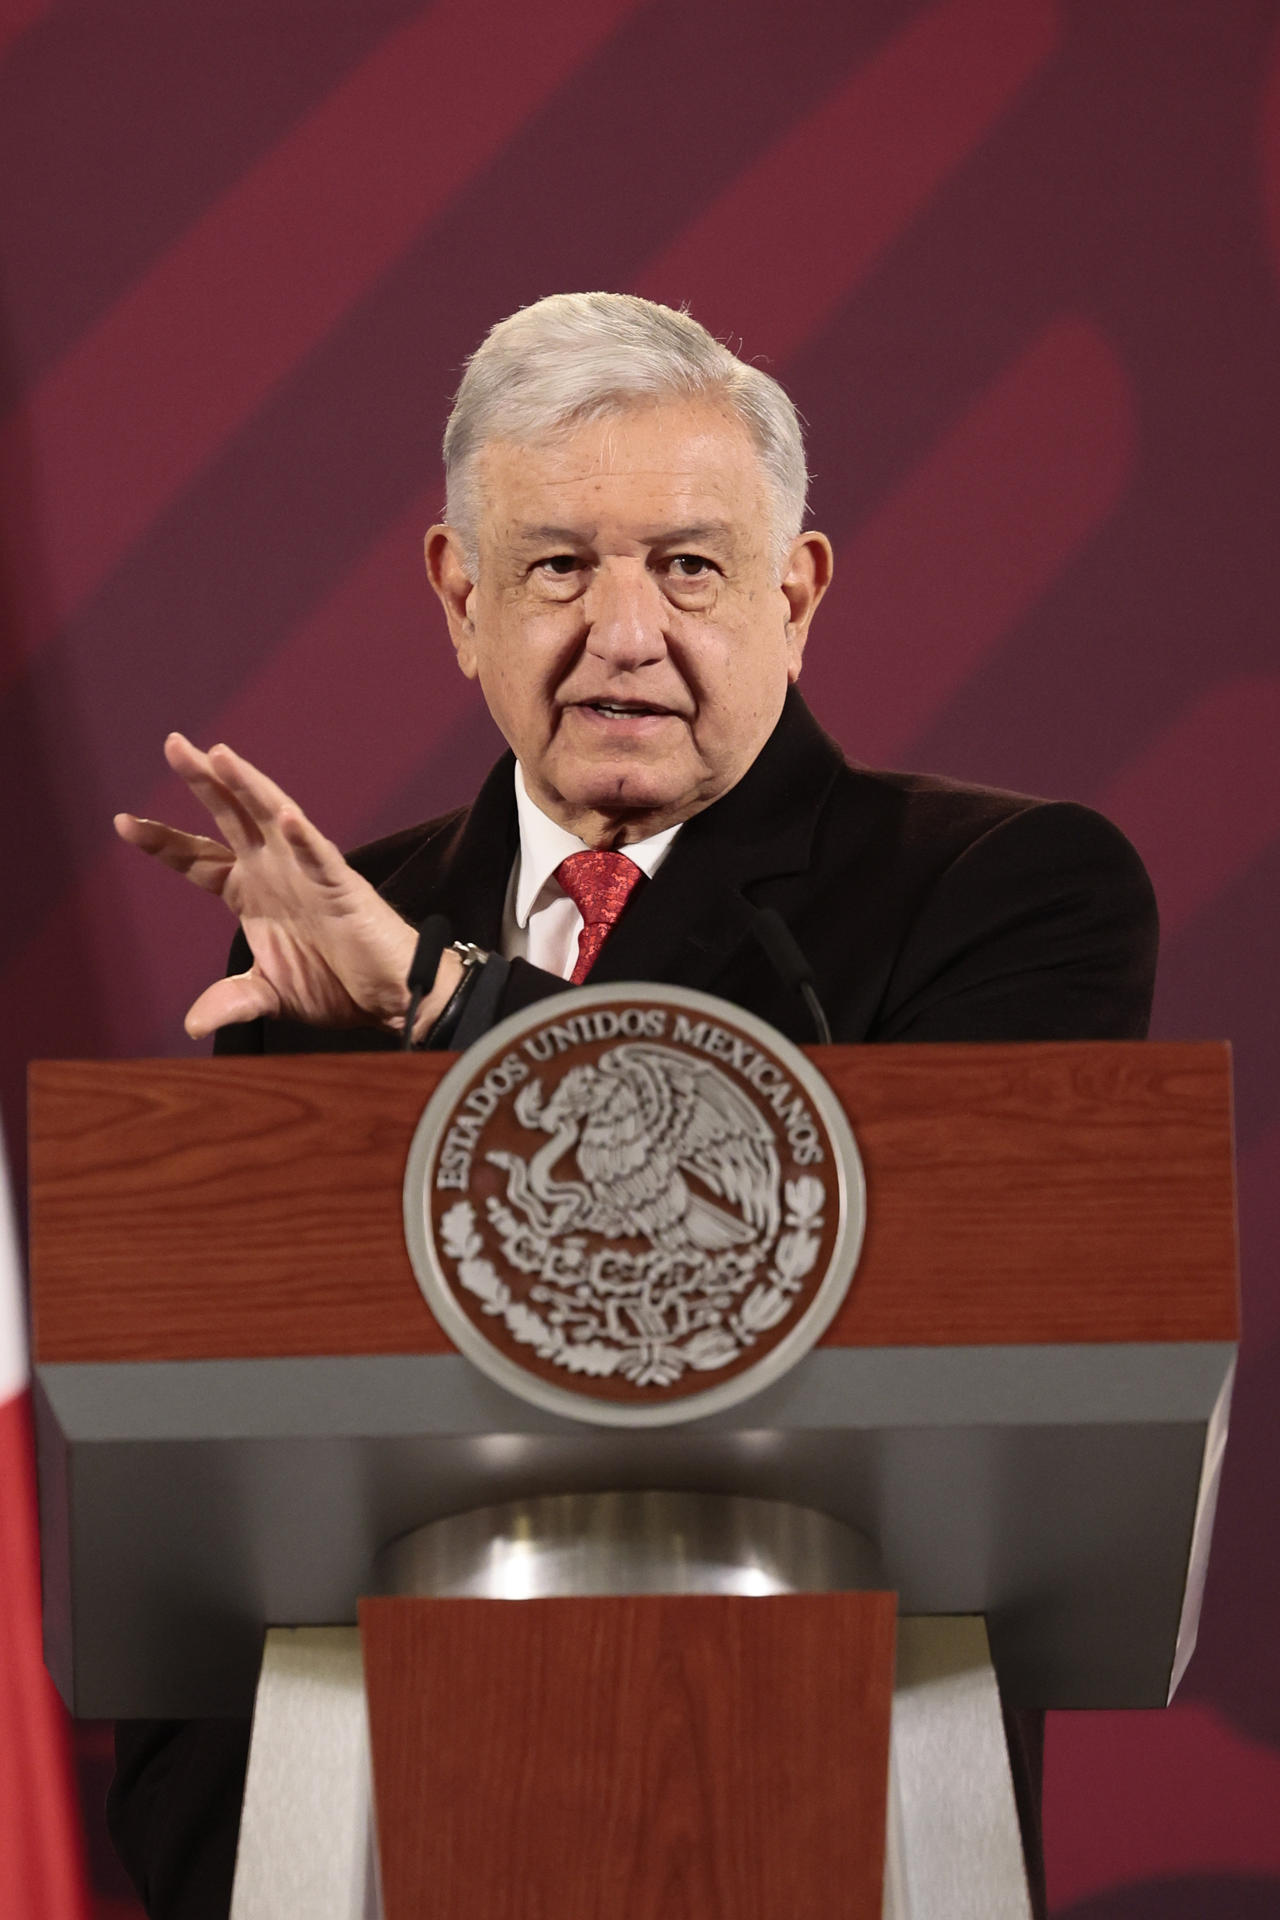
[802, 317, 1136, 766]
[0, 0, 645, 682]
[1096, 675, 1280, 939]
[634, 0, 1057, 362]
[0, 1, 433, 404]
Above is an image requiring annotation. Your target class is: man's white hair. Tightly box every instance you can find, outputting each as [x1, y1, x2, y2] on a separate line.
[443, 292, 809, 575]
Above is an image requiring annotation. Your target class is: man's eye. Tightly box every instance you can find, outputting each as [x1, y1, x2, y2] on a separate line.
[669, 554, 714, 577]
[538, 554, 581, 575]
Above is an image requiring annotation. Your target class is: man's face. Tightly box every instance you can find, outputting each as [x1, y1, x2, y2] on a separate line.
[426, 398, 831, 846]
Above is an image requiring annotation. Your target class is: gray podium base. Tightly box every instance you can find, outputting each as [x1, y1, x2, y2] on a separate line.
[230, 1493, 1030, 1919]
[228, 1618, 1028, 1920]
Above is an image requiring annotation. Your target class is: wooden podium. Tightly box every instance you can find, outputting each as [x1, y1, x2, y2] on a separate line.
[29, 1041, 1238, 1917]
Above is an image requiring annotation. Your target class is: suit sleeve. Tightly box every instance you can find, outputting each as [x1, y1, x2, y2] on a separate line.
[872, 801, 1158, 1043]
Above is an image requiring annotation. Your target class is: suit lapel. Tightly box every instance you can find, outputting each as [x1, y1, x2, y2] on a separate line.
[590, 690, 844, 994]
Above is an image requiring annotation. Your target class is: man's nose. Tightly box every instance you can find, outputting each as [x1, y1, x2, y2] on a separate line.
[582, 561, 666, 669]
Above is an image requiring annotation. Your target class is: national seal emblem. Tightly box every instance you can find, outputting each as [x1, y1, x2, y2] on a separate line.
[402, 984, 865, 1425]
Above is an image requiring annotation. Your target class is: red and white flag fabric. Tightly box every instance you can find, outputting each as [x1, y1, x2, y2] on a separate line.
[0, 1128, 90, 1918]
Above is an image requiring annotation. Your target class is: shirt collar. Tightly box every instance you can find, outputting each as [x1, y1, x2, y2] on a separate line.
[512, 763, 682, 928]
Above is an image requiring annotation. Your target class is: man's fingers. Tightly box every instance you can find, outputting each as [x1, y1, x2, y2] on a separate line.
[277, 805, 347, 884]
[164, 732, 265, 855]
[184, 970, 281, 1039]
[203, 742, 348, 882]
[126, 732, 407, 1036]
[207, 741, 307, 837]
[162, 737, 330, 876]
[114, 812, 234, 893]
[114, 810, 164, 851]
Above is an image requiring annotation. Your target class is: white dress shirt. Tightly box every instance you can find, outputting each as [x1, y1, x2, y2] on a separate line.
[501, 763, 681, 979]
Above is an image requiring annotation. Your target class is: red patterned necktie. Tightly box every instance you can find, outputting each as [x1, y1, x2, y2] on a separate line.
[555, 851, 646, 983]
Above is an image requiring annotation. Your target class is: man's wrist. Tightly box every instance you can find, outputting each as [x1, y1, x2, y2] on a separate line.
[374, 918, 424, 1031]
[402, 947, 464, 1044]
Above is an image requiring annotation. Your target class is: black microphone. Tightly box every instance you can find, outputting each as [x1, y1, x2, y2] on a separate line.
[401, 914, 451, 1051]
[742, 904, 832, 1045]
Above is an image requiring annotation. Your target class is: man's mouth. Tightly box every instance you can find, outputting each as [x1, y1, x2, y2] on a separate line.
[587, 698, 671, 714]
[575, 699, 675, 719]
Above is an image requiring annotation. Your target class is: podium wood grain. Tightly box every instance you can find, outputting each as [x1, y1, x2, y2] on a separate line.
[30, 1041, 1238, 1362]
[360, 1591, 895, 1920]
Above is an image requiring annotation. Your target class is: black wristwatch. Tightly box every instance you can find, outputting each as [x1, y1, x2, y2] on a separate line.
[422, 940, 488, 1048]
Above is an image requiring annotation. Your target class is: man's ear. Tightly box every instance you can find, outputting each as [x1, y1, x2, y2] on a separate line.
[425, 526, 479, 678]
[780, 531, 834, 682]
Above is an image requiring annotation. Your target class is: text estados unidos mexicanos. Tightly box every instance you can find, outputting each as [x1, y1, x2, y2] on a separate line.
[434, 1007, 824, 1191]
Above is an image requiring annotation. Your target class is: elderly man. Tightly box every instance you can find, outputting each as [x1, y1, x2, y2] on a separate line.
[109, 293, 1156, 1917]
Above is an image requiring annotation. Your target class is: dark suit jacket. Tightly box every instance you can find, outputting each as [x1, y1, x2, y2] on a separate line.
[108, 690, 1157, 1917]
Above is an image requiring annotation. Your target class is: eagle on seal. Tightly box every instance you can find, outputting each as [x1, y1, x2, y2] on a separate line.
[495, 1043, 781, 1254]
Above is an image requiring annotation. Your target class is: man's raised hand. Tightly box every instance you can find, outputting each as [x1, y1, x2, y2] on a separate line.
[115, 735, 457, 1039]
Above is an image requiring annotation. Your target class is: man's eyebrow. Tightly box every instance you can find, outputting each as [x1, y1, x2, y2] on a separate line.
[647, 521, 737, 547]
[512, 524, 591, 547]
[509, 519, 742, 552]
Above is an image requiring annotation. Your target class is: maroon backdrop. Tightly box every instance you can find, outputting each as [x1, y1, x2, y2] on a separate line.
[3, 2, 1278, 1913]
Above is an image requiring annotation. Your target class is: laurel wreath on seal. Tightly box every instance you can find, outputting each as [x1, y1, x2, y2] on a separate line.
[436, 1175, 825, 1387]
